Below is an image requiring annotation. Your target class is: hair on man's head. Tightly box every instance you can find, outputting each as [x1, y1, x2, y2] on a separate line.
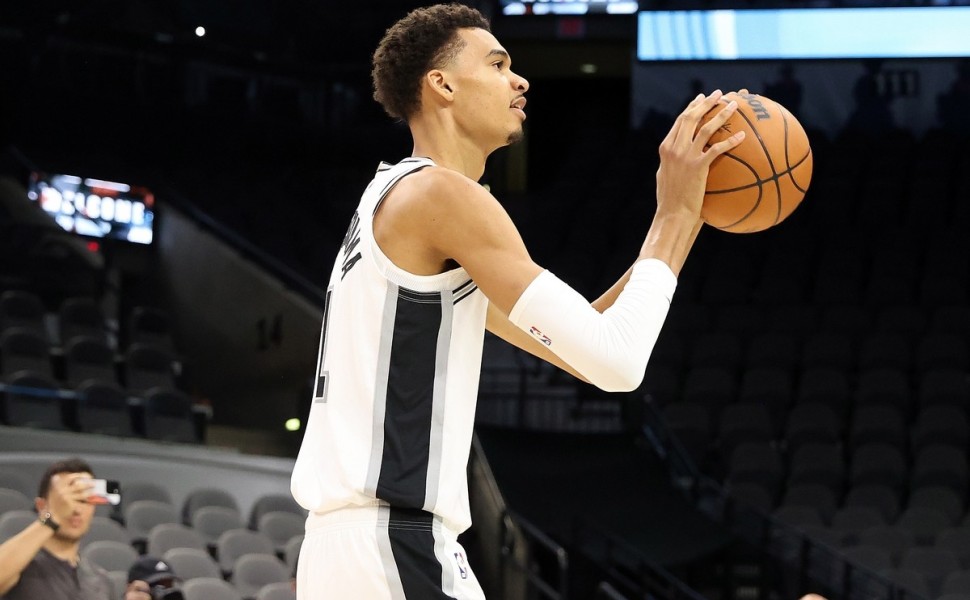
[372, 3, 490, 121]
[37, 457, 94, 499]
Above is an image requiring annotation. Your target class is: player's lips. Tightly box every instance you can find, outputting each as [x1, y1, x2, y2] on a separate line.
[510, 97, 527, 118]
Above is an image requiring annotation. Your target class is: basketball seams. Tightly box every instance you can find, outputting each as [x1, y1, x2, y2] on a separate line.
[700, 92, 812, 232]
[706, 150, 811, 195]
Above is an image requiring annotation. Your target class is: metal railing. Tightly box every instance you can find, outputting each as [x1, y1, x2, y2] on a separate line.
[640, 395, 933, 600]
[502, 511, 570, 600]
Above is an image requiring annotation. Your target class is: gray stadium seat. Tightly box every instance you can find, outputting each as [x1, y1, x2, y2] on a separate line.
[124, 500, 179, 545]
[0, 487, 32, 515]
[182, 577, 243, 600]
[192, 505, 245, 547]
[0, 290, 47, 338]
[255, 581, 296, 600]
[63, 335, 117, 388]
[58, 296, 110, 345]
[831, 507, 887, 546]
[942, 569, 970, 595]
[781, 483, 838, 524]
[141, 387, 197, 443]
[80, 516, 132, 549]
[248, 494, 305, 529]
[256, 511, 305, 553]
[147, 522, 208, 556]
[80, 540, 139, 573]
[844, 484, 901, 523]
[216, 529, 275, 574]
[0, 328, 53, 379]
[182, 487, 240, 525]
[895, 506, 954, 546]
[121, 481, 173, 506]
[899, 547, 961, 597]
[911, 445, 969, 495]
[1, 370, 64, 430]
[858, 525, 916, 565]
[284, 534, 302, 575]
[938, 529, 970, 570]
[909, 486, 965, 524]
[0, 509, 35, 543]
[162, 547, 222, 581]
[74, 380, 132, 436]
[230, 554, 290, 599]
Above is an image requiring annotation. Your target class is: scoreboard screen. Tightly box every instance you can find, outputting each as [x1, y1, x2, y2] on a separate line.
[501, 0, 638, 16]
[637, 6, 970, 61]
[27, 173, 155, 245]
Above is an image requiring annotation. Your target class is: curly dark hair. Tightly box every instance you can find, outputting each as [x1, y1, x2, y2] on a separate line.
[372, 3, 491, 121]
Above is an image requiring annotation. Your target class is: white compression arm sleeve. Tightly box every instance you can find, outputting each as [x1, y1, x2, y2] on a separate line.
[508, 258, 677, 392]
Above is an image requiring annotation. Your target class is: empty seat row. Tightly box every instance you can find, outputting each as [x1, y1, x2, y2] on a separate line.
[0, 327, 181, 393]
[0, 290, 176, 351]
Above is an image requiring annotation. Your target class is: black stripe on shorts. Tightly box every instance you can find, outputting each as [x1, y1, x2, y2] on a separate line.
[387, 507, 453, 599]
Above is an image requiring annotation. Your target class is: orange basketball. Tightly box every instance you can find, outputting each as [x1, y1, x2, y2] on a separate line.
[698, 91, 813, 233]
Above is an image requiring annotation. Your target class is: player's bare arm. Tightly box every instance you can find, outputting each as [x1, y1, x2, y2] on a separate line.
[485, 92, 745, 379]
[377, 92, 744, 390]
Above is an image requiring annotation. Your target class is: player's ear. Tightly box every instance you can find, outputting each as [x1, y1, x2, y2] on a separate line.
[426, 70, 455, 102]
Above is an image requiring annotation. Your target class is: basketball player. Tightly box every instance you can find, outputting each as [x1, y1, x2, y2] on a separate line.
[289, 4, 745, 598]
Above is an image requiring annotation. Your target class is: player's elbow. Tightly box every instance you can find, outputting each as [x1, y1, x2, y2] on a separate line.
[588, 358, 645, 393]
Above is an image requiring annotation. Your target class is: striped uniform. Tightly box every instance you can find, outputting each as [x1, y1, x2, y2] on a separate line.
[291, 157, 488, 599]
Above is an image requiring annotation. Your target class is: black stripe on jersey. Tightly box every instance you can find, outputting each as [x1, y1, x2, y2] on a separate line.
[376, 287, 442, 509]
[387, 507, 453, 599]
[453, 279, 478, 305]
[373, 161, 435, 216]
[454, 285, 478, 305]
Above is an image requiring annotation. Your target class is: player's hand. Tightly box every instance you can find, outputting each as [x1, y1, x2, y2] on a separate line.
[46, 473, 94, 524]
[124, 580, 152, 600]
[655, 89, 745, 220]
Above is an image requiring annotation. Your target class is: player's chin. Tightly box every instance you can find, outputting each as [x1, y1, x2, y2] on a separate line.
[506, 127, 525, 146]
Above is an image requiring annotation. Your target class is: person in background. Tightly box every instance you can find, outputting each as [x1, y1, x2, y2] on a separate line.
[0, 457, 147, 600]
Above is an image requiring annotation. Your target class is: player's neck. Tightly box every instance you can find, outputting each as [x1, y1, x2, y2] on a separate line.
[410, 120, 489, 181]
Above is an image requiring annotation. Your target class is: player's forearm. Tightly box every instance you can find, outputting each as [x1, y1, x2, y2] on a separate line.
[591, 213, 701, 313]
[638, 209, 703, 278]
[509, 259, 676, 392]
[0, 522, 51, 594]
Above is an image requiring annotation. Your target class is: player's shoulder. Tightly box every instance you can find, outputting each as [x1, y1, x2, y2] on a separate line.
[394, 166, 499, 215]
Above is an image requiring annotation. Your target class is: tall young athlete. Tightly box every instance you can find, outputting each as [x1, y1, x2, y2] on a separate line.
[290, 4, 745, 598]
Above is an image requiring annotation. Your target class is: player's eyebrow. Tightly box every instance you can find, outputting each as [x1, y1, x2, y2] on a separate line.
[486, 49, 510, 61]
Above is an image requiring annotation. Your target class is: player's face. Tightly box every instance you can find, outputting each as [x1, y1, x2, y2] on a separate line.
[449, 28, 530, 148]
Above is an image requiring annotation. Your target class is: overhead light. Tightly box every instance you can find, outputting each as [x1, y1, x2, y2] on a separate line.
[285, 418, 301, 432]
[195, 26, 206, 37]
[580, 63, 598, 74]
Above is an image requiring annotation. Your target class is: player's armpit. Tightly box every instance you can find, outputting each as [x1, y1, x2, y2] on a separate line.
[410, 168, 544, 315]
[485, 301, 589, 384]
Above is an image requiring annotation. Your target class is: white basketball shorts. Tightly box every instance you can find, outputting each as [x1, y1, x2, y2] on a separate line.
[295, 504, 486, 600]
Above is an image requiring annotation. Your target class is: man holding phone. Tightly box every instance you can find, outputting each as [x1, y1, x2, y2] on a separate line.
[0, 457, 147, 600]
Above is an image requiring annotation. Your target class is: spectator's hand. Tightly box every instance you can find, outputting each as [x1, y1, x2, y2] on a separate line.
[46, 473, 93, 524]
[124, 580, 152, 600]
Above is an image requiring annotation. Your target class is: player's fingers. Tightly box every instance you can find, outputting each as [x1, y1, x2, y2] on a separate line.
[661, 93, 704, 147]
[703, 130, 745, 163]
[674, 90, 724, 146]
[738, 88, 749, 95]
[693, 99, 738, 149]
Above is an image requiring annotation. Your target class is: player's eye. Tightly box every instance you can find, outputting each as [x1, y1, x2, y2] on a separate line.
[492, 61, 504, 70]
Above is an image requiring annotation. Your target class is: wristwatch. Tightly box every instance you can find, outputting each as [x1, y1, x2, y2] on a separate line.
[39, 511, 60, 532]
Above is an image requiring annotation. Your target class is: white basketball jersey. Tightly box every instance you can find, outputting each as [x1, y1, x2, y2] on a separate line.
[291, 157, 488, 533]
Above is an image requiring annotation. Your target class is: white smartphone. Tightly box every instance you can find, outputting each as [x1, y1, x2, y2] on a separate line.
[81, 478, 121, 506]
